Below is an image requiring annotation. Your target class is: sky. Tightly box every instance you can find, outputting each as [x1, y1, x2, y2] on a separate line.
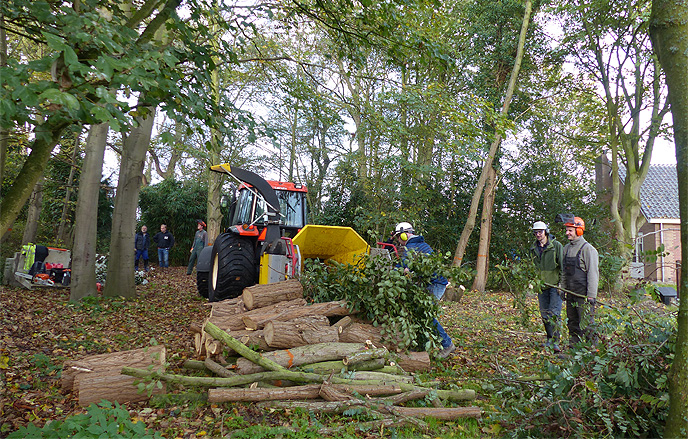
[652, 138, 677, 164]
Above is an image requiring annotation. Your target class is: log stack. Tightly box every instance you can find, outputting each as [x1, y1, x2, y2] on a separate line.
[156, 279, 481, 428]
[195, 279, 421, 366]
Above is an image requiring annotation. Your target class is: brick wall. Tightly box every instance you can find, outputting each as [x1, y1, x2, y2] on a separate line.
[639, 222, 681, 283]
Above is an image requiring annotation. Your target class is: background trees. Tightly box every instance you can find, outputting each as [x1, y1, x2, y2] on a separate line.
[0, 0, 673, 296]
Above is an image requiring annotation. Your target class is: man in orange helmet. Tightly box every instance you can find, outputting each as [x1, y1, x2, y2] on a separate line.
[561, 216, 599, 348]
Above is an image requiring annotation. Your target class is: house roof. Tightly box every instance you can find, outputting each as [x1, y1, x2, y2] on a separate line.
[619, 164, 678, 220]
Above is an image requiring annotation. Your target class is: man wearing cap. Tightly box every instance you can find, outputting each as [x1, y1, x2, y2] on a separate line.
[393, 222, 456, 359]
[187, 220, 208, 275]
[529, 221, 564, 352]
[561, 216, 599, 348]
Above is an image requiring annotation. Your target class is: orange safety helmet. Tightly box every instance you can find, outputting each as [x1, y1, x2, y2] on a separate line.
[564, 216, 585, 236]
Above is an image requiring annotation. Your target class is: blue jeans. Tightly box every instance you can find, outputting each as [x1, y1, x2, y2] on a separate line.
[158, 248, 170, 267]
[428, 282, 446, 301]
[538, 287, 562, 342]
[135, 249, 148, 270]
[428, 283, 452, 348]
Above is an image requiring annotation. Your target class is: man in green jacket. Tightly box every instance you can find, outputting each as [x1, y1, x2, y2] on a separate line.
[529, 220, 564, 352]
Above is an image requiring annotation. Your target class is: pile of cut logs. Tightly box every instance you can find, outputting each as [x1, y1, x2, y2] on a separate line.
[192, 279, 412, 361]
[63, 279, 481, 428]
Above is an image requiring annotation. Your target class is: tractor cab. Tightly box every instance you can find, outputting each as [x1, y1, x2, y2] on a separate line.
[228, 181, 308, 239]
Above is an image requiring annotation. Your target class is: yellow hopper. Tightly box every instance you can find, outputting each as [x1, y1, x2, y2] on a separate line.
[292, 225, 370, 266]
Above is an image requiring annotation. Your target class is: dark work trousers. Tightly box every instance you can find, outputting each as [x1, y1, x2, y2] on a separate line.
[538, 287, 562, 343]
[187, 248, 203, 274]
[566, 297, 597, 347]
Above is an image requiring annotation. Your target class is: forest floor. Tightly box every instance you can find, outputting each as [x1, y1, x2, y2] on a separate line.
[1, 266, 571, 438]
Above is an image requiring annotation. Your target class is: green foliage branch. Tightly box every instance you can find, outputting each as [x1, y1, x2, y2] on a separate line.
[301, 250, 468, 352]
[490, 259, 541, 327]
[487, 292, 675, 438]
[7, 400, 163, 439]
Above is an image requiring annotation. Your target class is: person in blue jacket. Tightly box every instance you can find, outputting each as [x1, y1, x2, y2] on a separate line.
[134, 225, 150, 271]
[393, 222, 456, 359]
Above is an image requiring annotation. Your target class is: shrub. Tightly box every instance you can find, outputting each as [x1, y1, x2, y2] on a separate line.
[488, 292, 674, 438]
[7, 401, 163, 439]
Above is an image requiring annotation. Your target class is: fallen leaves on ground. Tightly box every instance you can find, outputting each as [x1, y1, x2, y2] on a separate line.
[1, 269, 557, 438]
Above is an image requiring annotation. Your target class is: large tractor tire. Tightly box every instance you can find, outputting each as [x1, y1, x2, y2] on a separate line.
[196, 246, 213, 299]
[196, 272, 209, 299]
[209, 233, 257, 302]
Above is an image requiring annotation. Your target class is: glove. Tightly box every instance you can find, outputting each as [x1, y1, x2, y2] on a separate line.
[558, 289, 566, 300]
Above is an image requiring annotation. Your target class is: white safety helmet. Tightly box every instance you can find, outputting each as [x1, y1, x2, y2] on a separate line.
[532, 221, 548, 234]
[395, 222, 414, 235]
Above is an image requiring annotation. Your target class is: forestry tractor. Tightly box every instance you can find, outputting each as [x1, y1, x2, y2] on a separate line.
[196, 164, 370, 302]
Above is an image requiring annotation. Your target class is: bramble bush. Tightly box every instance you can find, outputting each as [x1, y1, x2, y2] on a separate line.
[487, 289, 675, 438]
[301, 250, 469, 352]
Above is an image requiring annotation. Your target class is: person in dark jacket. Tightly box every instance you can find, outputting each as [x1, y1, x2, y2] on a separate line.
[529, 220, 564, 352]
[134, 225, 150, 271]
[394, 222, 456, 359]
[153, 224, 175, 268]
[187, 220, 208, 275]
[561, 216, 599, 348]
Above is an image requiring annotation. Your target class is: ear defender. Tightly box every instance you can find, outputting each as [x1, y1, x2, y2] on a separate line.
[577, 228, 584, 236]
[400, 232, 408, 241]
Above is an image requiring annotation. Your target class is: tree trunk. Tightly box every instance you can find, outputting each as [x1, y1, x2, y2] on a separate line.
[208, 383, 403, 403]
[452, 0, 532, 267]
[104, 113, 155, 299]
[204, 321, 287, 372]
[70, 123, 108, 301]
[56, 137, 80, 245]
[264, 319, 338, 349]
[62, 345, 166, 407]
[209, 296, 246, 318]
[210, 298, 307, 332]
[62, 345, 166, 392]
[77, 372, 166, 407]
[150, 118, 182, 180]
[242, 279, 304, 310]
[385, 406, 482, 420]
[21, 176, 44, 245]
[234, 342, 369, 375]
[301, 358, 386, 374]
[256, 400, 481, 419]
[472, 166, 499, 291]
[241, 300, 350, 330]
[649, 3, 688, 436]
[394, 351, 431, 373]
[343, 347, 390, 366]
[206, 65, 222, 244]
[339, 322, 385, 347]
[0, 10, 7, 188]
